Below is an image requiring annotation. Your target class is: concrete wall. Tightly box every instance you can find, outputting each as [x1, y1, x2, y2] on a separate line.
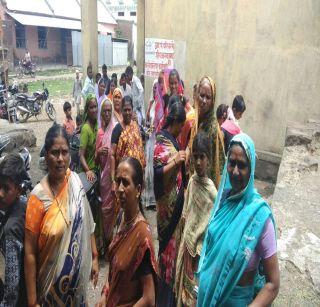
[139, 0, 320, 154]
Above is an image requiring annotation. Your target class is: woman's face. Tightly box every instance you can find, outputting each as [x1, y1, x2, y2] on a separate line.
[98, 82, 106, 96]
[227, 144, 250, 194]
[115, 161, 141, 211]
[87, 99, 98, 121]
[101, 103, 112, 127]
[198, 80, 213, 119]
[46, 136, 70, 181]
[113, 94, 122, 113]
[110, 82, 116, 94]
[122, 101, 133, 125]
[169, 74, 179, 95]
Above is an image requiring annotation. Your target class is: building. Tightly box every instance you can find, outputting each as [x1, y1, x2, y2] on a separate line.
[137, 0, 320, 158]
[0, 0, 118, 67]
[106, 0, 137, 23]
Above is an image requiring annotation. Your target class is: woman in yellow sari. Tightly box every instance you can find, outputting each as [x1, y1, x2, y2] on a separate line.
[24, 124, 98, 306]
[189, 76, 225, 188]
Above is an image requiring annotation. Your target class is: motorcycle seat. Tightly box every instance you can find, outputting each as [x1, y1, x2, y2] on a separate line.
[26, 97, 37, 103]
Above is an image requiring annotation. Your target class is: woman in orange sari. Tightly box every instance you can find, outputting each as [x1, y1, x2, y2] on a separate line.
[110, 95, 145, 193]
[96, 157, 157, 307]
[24, 124, 98, 306]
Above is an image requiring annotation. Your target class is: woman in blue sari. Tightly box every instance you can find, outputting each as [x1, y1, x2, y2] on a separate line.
[197, 133, 280, 306]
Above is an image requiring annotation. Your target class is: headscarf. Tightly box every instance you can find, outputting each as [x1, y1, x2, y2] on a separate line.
[197, 133, 275, 306]
[112, 87, 123, 123]
[189, 76, 225, 187]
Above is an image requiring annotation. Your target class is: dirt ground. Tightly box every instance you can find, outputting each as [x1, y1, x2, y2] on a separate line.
[20, 72, 274, 306]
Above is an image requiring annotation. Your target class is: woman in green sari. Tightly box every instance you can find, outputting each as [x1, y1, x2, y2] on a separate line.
[197, 133, 280, 306]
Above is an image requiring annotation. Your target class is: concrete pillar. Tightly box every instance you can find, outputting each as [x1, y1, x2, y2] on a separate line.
[81, 0, 98, 76]
[137, 0, 145, 76]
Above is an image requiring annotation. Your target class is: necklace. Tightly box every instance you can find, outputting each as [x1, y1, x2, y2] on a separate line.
[48, 178, 70, 227]
[124, 210, 139, 228]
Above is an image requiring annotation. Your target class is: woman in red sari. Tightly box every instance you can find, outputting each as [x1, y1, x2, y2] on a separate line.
[96, 157, 157, 307]
[95, 98, 117, 251]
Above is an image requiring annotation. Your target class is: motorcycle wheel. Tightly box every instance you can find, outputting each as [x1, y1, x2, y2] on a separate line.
[46, 103, 56, 121]
[16, 102, 29, 123]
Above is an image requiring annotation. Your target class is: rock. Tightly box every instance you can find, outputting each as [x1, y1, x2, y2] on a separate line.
[0, 119, 36, 152]
[285, 127, 312, 147]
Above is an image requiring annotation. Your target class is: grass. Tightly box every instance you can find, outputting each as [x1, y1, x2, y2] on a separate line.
[27, 78, 74, 97]
[36, 68, 75, 76]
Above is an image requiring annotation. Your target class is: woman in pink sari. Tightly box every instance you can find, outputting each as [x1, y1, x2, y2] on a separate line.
[95, 98, 117, 252]
[96, 78, 108, 128]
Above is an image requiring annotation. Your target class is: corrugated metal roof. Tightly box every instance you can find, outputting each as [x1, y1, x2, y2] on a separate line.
[7, 11, 112, 33]
[6, 0, 117, 25]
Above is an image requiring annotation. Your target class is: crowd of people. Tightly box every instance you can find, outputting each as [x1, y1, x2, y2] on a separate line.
[0, 64, 280, 307]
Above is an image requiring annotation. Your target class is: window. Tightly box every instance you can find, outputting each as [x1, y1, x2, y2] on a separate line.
[118, 11, 124, 16]
[15, 22, 26, 48]
[38, 26, 48, 49]
[130, 11, 136, 16]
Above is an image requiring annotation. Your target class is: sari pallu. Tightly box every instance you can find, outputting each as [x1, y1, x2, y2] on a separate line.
[189, 76, 225, 188]
[197, 134, 276, 307]
[115, 120, 145, 168]
[175, 174, 217, 307]
[154, 129, 186, 306]
[106, 220, 157, 307]
[31, 170, 94, 306]
[96, 112, 117, 245]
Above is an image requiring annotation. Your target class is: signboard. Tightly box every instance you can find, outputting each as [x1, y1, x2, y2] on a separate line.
[145, 38, 175, 78]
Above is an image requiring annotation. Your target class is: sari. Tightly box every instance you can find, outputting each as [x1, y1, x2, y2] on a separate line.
[96, 92, 107, 128]
[189, 76, 225, 188]
[115, 120, 145, 168]
[96, 99, 117, 246]
[154, 129, 186, 306]
[25, 169, 95, 306]
[197, 133, 276, 307]
[153, 79, 165, 132]
[175, 174, 217, 306]
[106, 217, 157, 307]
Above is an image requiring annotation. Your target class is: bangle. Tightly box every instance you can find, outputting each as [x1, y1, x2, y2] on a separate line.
[101, 285, 109, 296]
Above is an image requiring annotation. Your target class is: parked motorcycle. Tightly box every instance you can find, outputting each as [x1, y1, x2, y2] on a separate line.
[15, 60, 36, 78]
[15, 82, 56, 123]
[0, 134, 33, 195]
[0, 84, 18, 123]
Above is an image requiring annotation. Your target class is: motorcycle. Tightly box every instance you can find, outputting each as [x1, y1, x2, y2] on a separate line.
[15, 60, 36, 78]
[0, 134, 33, 195]
[15, 82, 56, 123]
[0, 84, 18, 123]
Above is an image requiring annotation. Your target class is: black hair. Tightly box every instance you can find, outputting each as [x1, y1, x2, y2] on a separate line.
[63, 101, 72, 112]
[98, 78, 107, 87]
[111, 73, 117, 80]
[216, 104, 229, 120]
[120, 73, 126, 79]
[44, 123, 69, 153]
[163, 99, 186, 129]
[121, 95, 133, 110]
[125, 66, 133, 76]
[169, 69, 180, 82]
[232, 95, 246, 113]
[0, 153, 28, 186]
[110, 77, 117, 87]
[76, 114, 82, 125]
[102, 64, 107, 70]
[119, 157, 144, 216]
[87, 64, 92, 72]
[192, 132, 211, 160]
[96, 72, 101, 79]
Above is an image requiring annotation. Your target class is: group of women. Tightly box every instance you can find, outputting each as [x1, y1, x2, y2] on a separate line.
[22, 67, 279, 307]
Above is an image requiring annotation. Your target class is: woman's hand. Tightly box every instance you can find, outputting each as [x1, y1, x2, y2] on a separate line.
[91, 256, 99, 288]
[95, 295, 107, 307]
[86, 170, 96, 183]
[98, 146, 108, 157]
[175, 150, 186, 165]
